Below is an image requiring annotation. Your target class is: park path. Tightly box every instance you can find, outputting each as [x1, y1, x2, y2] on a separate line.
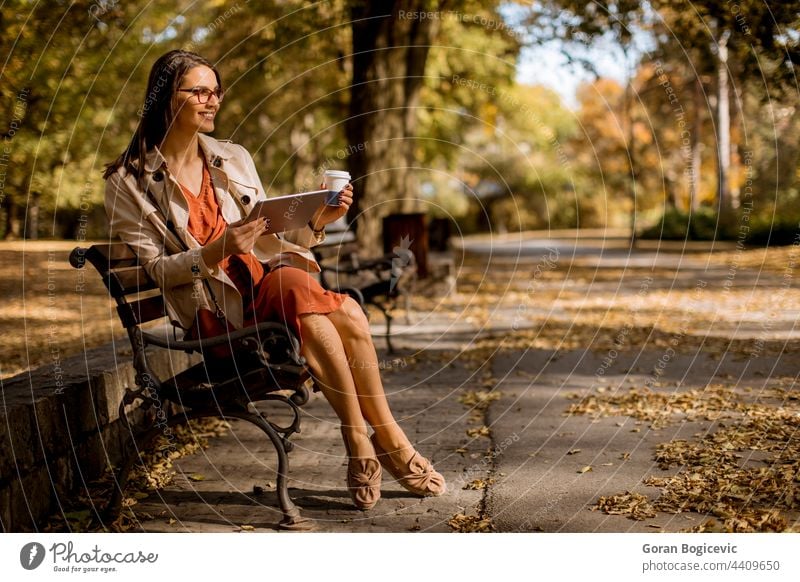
[124, 232, 799, 532]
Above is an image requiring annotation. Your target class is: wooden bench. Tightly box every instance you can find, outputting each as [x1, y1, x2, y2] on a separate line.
[313, 218, 416, 353]
[69, 243, 314, 530]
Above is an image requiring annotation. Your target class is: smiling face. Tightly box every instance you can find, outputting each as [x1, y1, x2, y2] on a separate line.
[171, 65, 222, 134]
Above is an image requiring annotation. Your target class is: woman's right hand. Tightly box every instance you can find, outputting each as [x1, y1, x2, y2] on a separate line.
[223, 217, 270, 255]
[201, 217, 269, 267]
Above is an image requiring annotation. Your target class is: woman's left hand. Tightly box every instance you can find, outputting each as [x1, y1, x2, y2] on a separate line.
[309, 183, 353, 230]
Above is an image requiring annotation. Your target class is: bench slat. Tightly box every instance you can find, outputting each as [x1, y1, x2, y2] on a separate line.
[85, 243, 139, 273]
[104, 267, 158, 297]
[116, 295, 167, 327]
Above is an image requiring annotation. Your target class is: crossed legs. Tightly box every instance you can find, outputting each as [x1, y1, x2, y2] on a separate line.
[298, 297, 414, 462]
[249, 266, 443, 506]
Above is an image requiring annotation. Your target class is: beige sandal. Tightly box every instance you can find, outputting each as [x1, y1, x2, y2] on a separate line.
[340, 427, 381, 510]
[370, 434, 446, 497]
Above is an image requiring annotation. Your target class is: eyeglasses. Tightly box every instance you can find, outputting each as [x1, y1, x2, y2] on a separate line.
[177, 86, 225, 104]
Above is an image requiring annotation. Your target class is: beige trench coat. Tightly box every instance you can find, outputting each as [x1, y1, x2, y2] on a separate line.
[104, 134, 325, 330]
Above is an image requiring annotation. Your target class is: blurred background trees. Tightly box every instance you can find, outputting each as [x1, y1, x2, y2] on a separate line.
[0, 0, 797, 245]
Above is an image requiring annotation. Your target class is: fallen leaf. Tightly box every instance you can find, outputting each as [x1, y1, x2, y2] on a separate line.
[594, 492, 656, 520]
[448, 513, 493, 532]
[458, 390, 502, 411]
[462, 478, 495, 490]
[466, 426, 491, 438]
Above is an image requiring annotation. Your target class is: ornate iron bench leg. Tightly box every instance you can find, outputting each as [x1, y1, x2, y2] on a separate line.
[225, 410, 315, 531]
[368, 301, 395, 353]
[103, 407, 314, 531]
[384, 309, 395, 353]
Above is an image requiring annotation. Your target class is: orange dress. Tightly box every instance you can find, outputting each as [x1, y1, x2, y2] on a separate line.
[181, 159, 347, 352]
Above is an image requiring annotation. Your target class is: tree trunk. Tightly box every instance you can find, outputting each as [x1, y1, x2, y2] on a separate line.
[3, 195, 21, 239]
[346, 0, 441, 251]
[26, 191, 40, 240]
[623, 57, 637, 246]
[689, 77, 703, 212]
[717, 30, 731, 214]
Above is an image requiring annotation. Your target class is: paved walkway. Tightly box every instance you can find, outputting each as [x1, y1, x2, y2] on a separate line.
[129, 235, 800, 532]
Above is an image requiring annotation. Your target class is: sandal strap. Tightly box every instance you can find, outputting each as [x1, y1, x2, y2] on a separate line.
[348, 458, 382, 487]
[370, 433, 446, 496]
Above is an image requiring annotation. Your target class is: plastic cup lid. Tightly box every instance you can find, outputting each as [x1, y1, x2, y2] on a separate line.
[324, 170, 351, 178]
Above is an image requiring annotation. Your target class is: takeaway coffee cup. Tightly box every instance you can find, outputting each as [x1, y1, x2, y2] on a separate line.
[323, 170, 351, 205]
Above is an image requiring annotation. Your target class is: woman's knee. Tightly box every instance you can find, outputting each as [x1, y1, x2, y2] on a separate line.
[331, 297, 371, 336]
[300, 313, 345, 358]
[300, 313, 330, 346]
[343, 297, 370, 326]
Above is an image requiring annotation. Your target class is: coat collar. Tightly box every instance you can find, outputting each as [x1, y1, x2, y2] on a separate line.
[198, 133, 235, 169]
[142, 133, 234, 172]
[140, 134, 241, 231]
[143, 146, 166, 173]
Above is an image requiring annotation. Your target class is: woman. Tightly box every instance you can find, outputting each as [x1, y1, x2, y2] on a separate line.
[103, 50, 445, 510]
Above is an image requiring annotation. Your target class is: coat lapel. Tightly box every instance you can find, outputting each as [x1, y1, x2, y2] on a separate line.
[140, 136, 292, 258]
[198, 135, 245, 224]
[141, 146, 191, 231]
[209, 167, 244, 224]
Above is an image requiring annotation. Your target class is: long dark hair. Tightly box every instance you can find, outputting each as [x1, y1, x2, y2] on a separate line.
[103, 50, 222, 185]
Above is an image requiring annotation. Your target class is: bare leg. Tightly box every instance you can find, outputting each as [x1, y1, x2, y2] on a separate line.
[325, 298, 415, 463]
[298, 312, 373, 458]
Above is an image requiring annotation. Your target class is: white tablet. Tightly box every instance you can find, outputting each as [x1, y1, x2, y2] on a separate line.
[239, 189, 340, 233]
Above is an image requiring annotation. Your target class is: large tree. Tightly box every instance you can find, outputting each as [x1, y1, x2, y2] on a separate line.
[344, 1, 445, 249]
